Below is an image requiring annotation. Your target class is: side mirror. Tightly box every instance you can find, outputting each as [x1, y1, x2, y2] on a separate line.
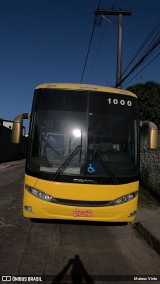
[140, 121, 158, 150]
[12, 113, 30, 144]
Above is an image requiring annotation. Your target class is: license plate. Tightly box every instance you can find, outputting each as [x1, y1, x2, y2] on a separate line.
[73, 209, 93, 217]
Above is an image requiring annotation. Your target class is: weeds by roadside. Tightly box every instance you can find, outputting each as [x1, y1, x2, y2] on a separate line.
[138, 186, 160, 209]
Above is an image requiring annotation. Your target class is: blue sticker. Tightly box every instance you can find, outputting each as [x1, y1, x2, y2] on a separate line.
[86, 162, 97, 174]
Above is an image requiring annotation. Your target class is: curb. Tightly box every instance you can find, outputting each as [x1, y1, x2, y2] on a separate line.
[133, 221, 160, 255]
[0, 160, 25, 169]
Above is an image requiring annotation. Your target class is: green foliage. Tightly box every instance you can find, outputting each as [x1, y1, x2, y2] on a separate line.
[127, 81, 160, 127]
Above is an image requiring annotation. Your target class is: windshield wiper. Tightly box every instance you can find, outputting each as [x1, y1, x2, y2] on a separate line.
[50, 145, 82, 181]
[96, 149, 119, 185]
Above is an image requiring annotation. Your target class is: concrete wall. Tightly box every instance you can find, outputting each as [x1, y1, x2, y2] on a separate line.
[140, 129, 160, 194]
[0, 125, 27, 163]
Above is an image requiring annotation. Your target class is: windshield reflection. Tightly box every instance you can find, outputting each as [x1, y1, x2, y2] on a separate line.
[27, 89, 139, 184]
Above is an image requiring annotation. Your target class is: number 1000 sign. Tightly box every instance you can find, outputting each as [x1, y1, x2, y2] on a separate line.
[108, 98, 132, 106]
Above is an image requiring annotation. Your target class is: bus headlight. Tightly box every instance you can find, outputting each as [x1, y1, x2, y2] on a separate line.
[108, 191, 138, 206]
[25, 185, 54, 202]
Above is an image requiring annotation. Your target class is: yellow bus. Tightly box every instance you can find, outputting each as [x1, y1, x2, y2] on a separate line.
[12, 83, 158, 222]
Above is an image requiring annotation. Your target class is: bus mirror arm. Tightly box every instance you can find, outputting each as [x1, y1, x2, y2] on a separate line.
[140, 120, 158, 150]
[12, 113, 30, 144]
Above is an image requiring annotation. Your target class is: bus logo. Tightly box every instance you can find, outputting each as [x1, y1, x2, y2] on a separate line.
[73, 179, 97, 184]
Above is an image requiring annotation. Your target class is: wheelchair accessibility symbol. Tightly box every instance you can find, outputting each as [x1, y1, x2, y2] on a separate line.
[86, 163, 97, 174]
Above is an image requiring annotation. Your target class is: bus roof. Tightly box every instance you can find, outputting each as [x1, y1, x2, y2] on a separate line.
[35, 83, 137, 98]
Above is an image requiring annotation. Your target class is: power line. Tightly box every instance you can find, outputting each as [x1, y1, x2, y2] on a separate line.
[80, 0, 102, 83]
[86, 22, 107, 83]
[80, 18, 97, 83]
[117, 19, 160, 87]
[123, 51, 160, 87]
[115, 25, 160, 87]
[96, 9, 132, 87]
[121, 19, 160, 77]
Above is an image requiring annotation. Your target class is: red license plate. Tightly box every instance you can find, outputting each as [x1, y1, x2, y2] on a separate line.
[73, 209, 93, 217]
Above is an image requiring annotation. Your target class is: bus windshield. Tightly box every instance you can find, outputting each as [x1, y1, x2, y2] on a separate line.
[27, 88, 139, 184]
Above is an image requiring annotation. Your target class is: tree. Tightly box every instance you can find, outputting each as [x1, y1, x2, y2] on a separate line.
[127, 81, 160, 128]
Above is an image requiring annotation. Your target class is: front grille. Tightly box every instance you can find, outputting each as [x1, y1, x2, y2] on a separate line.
[51, 198, 111, 207]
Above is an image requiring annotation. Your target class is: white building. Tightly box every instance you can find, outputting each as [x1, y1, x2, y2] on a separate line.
[2, 120, 13, 130]
[0, 119, 27, 135]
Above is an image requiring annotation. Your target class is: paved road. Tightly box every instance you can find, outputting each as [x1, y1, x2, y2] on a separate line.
[0, 161, 160, 284]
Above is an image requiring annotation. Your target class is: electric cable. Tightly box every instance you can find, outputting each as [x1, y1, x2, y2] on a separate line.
[123, 50, 160, 87]
[117, 19, 160, 87]
[122, 19, 160, 77]
[80, 0, 102, 83]
[116, 28, 160, 87]
[80, 18, 97, 83]
[86, 22, 107, 83]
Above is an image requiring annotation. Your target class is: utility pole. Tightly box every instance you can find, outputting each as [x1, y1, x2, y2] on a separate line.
[95, 9, 132, 87]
